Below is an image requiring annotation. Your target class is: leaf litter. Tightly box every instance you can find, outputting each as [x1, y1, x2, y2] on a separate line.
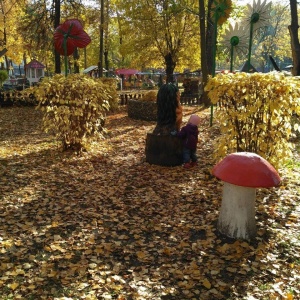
[0, 106, 299, 300]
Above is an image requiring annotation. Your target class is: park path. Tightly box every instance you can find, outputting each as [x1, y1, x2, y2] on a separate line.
[0, 106, 299, 299]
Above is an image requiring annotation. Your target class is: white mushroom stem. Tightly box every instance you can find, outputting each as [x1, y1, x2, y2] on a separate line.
[218, 182, 257, 240]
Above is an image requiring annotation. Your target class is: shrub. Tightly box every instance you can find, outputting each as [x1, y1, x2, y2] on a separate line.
[34, 74, 116, 151]
[96, 77, 119, 111]
[127, 99, 157, 121]
[141, 90, 157, 102]
[205, 72, 300, 168]
[0, 70, 8, 86]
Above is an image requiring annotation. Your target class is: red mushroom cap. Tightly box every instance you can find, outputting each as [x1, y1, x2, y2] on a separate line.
[212, 152, 281, 188]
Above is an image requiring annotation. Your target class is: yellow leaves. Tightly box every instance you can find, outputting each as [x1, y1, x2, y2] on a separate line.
[226, 267, 237, 273]
[179, 240, 190, 248]
[8, 282, 19, 290]
[33, 74, 117, 150]
[78, 282, 90, 290]
[7, 268, 25, 276]
[88, 263, 98, 269]
[28, 284, 36, 290]
[162, 247, 172, 256]
[47, 269, 58, 278]
[44, 243, 66, 253]
[283, 293, 295, 300]
[217, 240, 251, 254]
[202, 278, 212, 289]
[0, 238, 14, 249]
[136, 251, 150, 261]
[205, 72, 300, 168]
[0, 105, 299, 299]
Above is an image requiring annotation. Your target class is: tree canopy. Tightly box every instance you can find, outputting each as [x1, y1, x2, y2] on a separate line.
[0, 0, 297, 76]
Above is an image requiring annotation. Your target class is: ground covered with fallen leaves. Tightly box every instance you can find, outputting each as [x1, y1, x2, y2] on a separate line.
[0, 106, 299, 300]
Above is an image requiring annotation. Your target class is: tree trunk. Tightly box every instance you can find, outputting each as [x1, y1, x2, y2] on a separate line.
[54, 0, 61, 74]
[104, 0, 109, 76]
[218, 182, 257, 240]
[98, 0, 104, 78]
[289, 0, 300, 76]
[199, 0, 211, 107]
[164, 52, 176, 83]
[104, 49, 109, 76]
[145, 133, 183, 166]
[205, 0, 214, 75]
[23, 53, 27, 77]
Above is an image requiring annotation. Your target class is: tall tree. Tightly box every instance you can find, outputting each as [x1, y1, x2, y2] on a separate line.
[104, 0, 110, 73]
[19, 0, 53, 67]
[0, 0, 26, 69]
[98, 0, 104, 77]
[118, 0, 199, 82]
[205, 0, 214, 75]
[288, 0, 300, 75]
[54, 0, 61, 73]
[19, 0, 85, 74]
[199, 0, 210, 106]
[251, 3, 291, 72]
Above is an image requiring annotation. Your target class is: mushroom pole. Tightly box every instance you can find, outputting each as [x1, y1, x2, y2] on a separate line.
[218, 182, 257, 239]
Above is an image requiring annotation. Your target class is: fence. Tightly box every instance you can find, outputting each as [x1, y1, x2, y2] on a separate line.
[0, 90, 203, 107]
[0, 91, 37, 107]
[118, 91, 202, 106]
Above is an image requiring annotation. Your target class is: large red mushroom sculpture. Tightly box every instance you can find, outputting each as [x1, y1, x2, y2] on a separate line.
[212, 152, 281, 240]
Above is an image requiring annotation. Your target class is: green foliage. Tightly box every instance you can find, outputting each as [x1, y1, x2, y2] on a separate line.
[0, 70, 8, 85]
[34, 74, 116, 151]
[205, 72, 300, 168]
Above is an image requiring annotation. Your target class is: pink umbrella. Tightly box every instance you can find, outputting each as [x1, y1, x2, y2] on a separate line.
[115, 69, 139, 75]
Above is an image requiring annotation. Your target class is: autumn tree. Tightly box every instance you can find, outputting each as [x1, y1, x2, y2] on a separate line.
[0, 0, 27, 69]
[199, 0, 213, 106]
[250, 3, 291, 72]
[117, 0, 199, 82]
[79, 0, 122, 72]
[18, 0, 53, 69]
[19, 0, 86, 74]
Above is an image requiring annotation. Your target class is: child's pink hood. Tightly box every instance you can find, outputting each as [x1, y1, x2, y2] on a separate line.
[188, 114, 201, 126]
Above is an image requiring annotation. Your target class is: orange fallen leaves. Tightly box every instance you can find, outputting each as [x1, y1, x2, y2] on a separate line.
[0, 106, 299, 299]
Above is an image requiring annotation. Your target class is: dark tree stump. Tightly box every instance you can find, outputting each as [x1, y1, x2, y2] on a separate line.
[145, 133, 183, 166]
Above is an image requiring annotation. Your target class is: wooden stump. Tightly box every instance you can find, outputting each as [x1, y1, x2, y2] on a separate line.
[145, 133, 183, 166]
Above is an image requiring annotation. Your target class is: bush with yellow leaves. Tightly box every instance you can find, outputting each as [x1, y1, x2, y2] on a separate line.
[205, 72, 300, 168]
[141, 90, 157, 102]
[34, 74, 118, 151]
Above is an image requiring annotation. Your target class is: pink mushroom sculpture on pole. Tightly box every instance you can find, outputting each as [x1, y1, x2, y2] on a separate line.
[212, 152, 281, 240]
